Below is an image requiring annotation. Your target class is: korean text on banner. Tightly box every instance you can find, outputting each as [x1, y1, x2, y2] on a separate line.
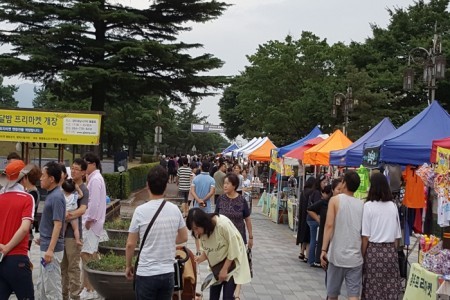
[404, 263, 440, 300]
[0, 109, 102, 145]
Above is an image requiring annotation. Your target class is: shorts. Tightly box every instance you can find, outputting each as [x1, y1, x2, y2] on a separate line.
[326, 262, 362, 298]
[179, 190, 189, 203]
[81, 227, 100, 254]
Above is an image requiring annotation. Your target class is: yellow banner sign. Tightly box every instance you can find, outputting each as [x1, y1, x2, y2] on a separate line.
[436, 146, 450, 174]
[0, 109, 102, 145]
[269, 149, 281, 172]
[404, 263, 440, 300]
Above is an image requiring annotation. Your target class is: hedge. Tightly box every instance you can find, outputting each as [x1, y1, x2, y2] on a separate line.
[103, 162, 159, 199]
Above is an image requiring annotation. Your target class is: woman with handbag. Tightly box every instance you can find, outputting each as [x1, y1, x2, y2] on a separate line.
[361, 173, 402, 299]
[186, 208, 251, 300]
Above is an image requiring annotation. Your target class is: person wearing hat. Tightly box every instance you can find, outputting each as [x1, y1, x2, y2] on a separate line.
[36, 161, 66, 300]
[0, 160, 36, 299]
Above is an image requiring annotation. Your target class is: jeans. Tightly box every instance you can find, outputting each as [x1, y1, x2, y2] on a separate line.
[135, 272, 174, 300]
[0, 255, 34, 300]
[307, 220, 319, 265]
[209, 276, 236, 300]
[193, 199, 212, 213]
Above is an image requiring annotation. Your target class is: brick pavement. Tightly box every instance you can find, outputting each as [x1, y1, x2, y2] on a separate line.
[15, 182, 416, 299]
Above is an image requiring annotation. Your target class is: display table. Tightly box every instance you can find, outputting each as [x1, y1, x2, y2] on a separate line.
[404, 263, 440, 300]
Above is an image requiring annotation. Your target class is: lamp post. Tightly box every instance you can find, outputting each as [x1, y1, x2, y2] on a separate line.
[403, 25, 446, 105]
[154, 97, 163, 158]
[332, 86, 357, 136]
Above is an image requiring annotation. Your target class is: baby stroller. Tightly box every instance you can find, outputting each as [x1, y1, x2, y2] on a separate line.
[173, 246, 199, 300]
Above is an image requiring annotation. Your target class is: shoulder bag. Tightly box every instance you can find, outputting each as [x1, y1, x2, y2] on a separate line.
[133, 200, 166, 290]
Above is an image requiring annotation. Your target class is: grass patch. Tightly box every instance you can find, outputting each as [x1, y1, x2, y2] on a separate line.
[100, 237, 139, 249]
[87, 252, 135, 272]
[104, 218, 131, 230]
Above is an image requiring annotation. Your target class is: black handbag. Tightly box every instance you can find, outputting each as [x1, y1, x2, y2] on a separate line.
[133, 200, 166, 290]
[210, 258, 236, 281]
[398, 250, 407, 278]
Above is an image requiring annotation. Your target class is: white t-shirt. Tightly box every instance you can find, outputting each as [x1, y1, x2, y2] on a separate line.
[362, 201, 401, 243]
[129, 199, 185, 276]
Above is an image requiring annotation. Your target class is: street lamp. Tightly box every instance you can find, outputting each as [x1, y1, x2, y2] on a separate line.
[332, 86, 357, 136]
[154, 97, 163, 157]
[403, 25, 446, 105]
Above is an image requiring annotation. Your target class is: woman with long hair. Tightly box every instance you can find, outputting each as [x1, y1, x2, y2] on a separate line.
[306, 175, 328, 267]
[361, 173, 401, 299]
[186, 208, 251, 300]
[296, 176, 315, 262]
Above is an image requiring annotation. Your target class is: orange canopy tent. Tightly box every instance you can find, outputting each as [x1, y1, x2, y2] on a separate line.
[248, 138, 277, 161]
[303, 130, 352, 165]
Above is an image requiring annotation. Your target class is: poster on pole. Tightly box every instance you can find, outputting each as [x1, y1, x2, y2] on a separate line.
[0, 109, 102, 145]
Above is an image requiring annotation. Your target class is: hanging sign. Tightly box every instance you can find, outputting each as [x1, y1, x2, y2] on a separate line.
[269, 149, 281, 172]
[362, 146, 380, 167]
[403, 263, 440, 300]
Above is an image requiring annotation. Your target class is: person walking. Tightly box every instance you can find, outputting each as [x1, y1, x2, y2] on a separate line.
[125, 165, 188, 300]
[296, 176, 315, 262]
[37, 161, 66, 300]
[213, 161, 227, 204]
[307, 175, 328, 267]
[177, 157, 192, 218]
[320, 171, 363, 300]
[191, 161, 216, 213]
[186, 208, 251, 300]
[80, 152, 107, 299]
[0, 160, 35, 300]
[361, 173, 401, 300]
[215, 173, 253, 250]
[61, 158, 89, 300]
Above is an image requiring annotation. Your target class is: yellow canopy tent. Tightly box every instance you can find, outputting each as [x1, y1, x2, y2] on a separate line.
[303, 129, 352, 165]
[248, 138, 277, 161]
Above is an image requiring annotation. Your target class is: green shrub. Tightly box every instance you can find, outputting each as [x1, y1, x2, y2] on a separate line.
[141, 154, 157, 163]
[103, 162, 158, 199]
[105, 218, 131, 230]
[87, 252, 135, 272]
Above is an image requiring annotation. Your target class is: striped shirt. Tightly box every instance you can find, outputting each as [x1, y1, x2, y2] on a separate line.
[177, 166, 192, 191]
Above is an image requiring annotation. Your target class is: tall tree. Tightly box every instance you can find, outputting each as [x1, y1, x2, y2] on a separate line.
[0, 0, 228, 112]
[0, 76, 18, 108]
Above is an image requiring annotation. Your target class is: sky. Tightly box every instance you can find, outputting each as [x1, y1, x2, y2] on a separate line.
[9, 0, 416, 129]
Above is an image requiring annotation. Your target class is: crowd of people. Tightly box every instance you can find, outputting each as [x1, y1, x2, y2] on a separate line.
[0, 152, 107, 300]
[296, 170, 402, 300]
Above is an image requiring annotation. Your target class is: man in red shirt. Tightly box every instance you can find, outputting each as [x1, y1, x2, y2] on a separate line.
[0, 160, 35, 299]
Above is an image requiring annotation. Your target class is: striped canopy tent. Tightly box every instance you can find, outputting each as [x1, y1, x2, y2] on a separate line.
[303, 129, 352, 165]
[248, 138, 277, 161]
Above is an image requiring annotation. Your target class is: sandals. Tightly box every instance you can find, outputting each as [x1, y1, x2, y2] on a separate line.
[298, 253, 305, 260]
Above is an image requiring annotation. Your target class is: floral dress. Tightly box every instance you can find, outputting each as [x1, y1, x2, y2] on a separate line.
[214, 194, 250, 244]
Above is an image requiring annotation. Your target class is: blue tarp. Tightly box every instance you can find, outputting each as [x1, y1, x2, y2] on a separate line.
[221, 143, 238, 154]
[329, 118, 396, 167]
[364, 101, 450, 165]
[277, 126, 322, 157]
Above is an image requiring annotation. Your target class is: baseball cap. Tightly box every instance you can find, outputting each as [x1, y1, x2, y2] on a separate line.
[2, 161, 34, 190]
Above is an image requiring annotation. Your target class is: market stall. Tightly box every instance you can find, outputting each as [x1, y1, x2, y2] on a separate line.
[303, 129, 352, 166]
[329, 117, 395, 167]
[277, 126, 322, 157]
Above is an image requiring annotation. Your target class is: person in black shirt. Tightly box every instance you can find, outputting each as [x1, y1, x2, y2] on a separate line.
[307, 178, 342, 267]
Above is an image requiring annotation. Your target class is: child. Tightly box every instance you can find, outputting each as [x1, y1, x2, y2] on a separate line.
[62, 178, 83, 246]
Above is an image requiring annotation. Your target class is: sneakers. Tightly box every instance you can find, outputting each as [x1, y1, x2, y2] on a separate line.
[80, 288, 99, 300]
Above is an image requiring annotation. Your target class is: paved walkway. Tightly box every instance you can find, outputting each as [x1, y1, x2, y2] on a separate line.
[18, 182, 414, 299]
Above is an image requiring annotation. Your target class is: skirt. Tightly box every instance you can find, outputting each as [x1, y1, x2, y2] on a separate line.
[361, 242, 401, 300]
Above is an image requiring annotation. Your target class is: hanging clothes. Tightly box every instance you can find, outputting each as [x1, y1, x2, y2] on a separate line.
[402, 166, 426, 208]
[354, 165, 369, 200]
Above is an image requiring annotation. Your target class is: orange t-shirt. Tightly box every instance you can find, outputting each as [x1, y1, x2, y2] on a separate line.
[402, 166, 426, 208]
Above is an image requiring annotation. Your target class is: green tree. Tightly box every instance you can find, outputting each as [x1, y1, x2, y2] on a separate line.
[0, 76, 18, 108]
[0, 0, 229, 113]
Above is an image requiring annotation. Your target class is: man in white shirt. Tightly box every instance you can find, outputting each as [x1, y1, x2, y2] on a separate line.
[125, 165, 188, 300]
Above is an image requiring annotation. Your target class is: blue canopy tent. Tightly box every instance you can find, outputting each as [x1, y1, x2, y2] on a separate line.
[277, 126, 322, 157]
[221, 143, 238, 155]
[329, 118, 396, 166]
[364, 101, 450, 166]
